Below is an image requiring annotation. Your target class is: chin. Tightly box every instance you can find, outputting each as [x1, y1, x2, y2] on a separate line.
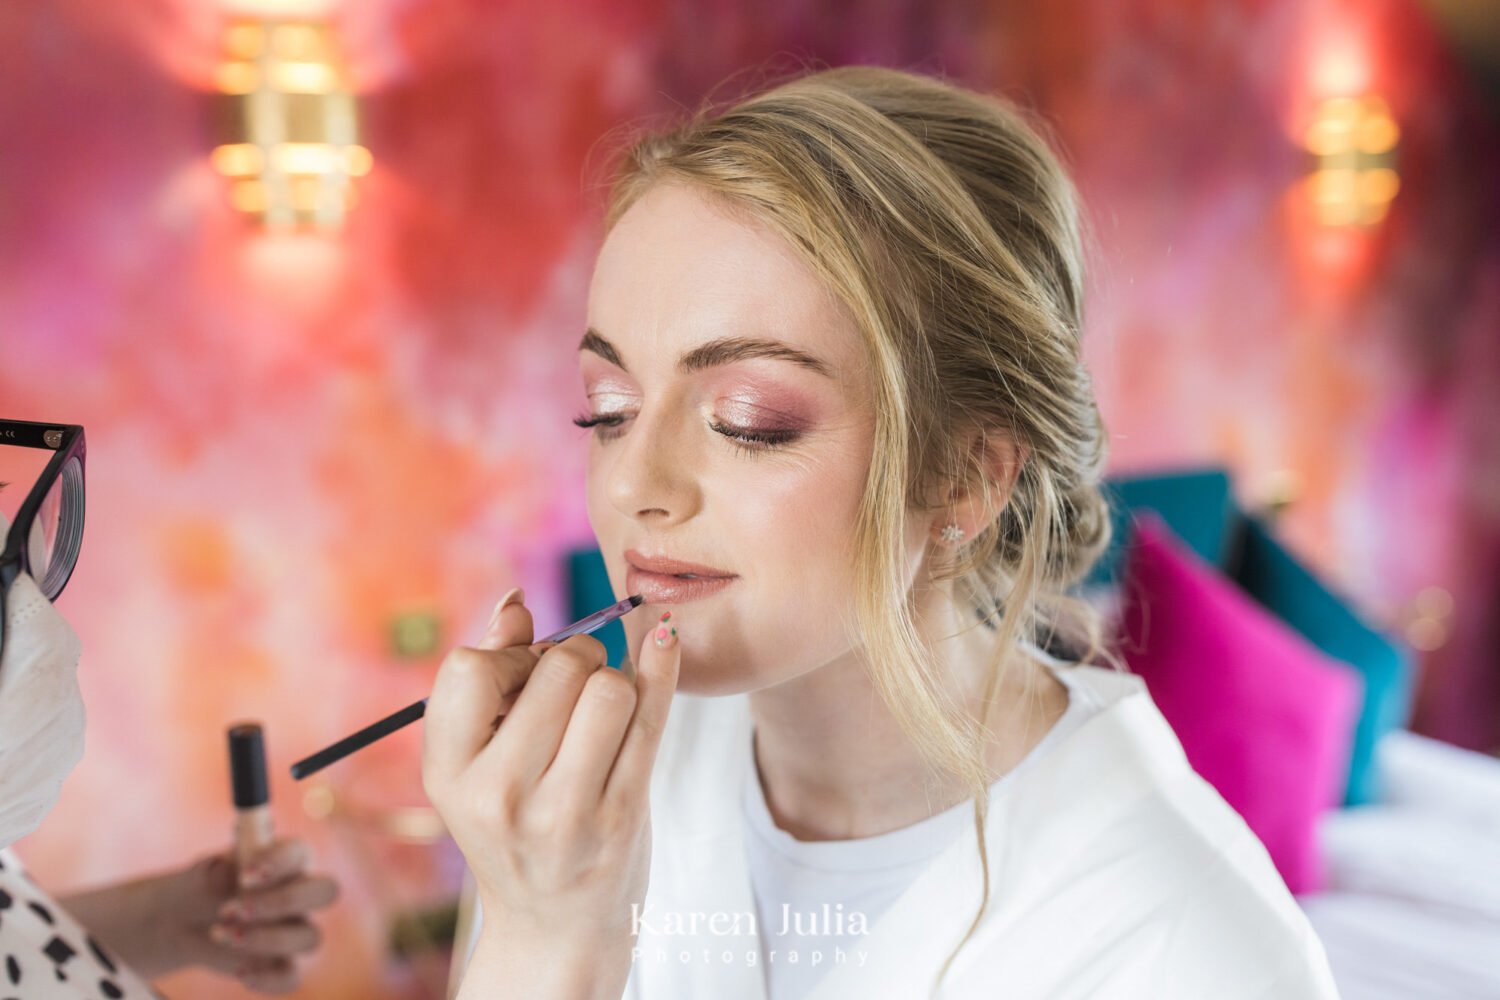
[674, 661, 758, 698]
[619, 632, 756, 698]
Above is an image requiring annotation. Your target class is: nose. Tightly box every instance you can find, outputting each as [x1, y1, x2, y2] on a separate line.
[601, 403, 702, 526]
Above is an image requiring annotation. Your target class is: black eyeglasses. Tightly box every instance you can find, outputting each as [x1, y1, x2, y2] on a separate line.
[1, 419, 87, 664]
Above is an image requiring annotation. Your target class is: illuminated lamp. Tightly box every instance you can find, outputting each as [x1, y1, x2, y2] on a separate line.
[210, 19, 370, 230]
[1302, 94, 1400, 228]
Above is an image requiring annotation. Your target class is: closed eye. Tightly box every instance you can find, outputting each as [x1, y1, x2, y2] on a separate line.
[571, 412, 800, 456]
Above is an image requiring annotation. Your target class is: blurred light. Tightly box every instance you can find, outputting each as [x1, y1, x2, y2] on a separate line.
[301, 783, 448, 844]
[1261, 468, 1302, 516]
[209, 18, 369, 230]
[1358, 116, 1399, 155]
[1398, 585, 1453, 652]
[214, 61, 258, 94]
[1414, 586, 1454, 619]
[1311, 40, 1372, 97]
[344, 145, 373, 177]
[229, 179, 269, 213]
[209, 142, 263, 177]
[1406, 616, 1447, 651]
[390, 610, 443, 660]
[1302, 94, 1400, 228]
[1361, 168, 1400, 203]
[302, 784, 336, 820]
[223, 22, 264, 59]
[273, 23, 323, 60]
[270, 61, 337, 93]
[272, 142, 340, 173]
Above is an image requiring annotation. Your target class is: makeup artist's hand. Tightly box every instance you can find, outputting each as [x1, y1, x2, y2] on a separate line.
[57, 837, 338, 993]
[423, 587, 680, 1000]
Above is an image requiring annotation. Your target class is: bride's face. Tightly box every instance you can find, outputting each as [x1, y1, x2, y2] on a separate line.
[581, 181, 896, 696]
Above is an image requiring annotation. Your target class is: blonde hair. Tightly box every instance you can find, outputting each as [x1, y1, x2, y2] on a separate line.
[597, 62, 1121, 994]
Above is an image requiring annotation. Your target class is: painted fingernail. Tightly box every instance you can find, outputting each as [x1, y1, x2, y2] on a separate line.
[210, 923, 245, 945]
[218, 900, 248, 922]
[654, 611, 678, 649]
[489, 587, 525, 630]
[241, 867, 267, 889]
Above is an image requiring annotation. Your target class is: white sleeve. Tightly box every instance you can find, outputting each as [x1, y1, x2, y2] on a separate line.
[1172, 842, 1344, 1000]
[1255, 949, 1344, 1000]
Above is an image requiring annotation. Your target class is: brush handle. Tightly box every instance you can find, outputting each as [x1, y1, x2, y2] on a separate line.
[289, 698, 428, 780]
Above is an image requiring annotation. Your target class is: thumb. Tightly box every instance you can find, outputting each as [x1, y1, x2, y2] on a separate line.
[476, 586, 533, 652]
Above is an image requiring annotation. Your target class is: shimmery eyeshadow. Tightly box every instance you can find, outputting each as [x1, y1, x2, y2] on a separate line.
[715, 397, 809, 431]
[710, 374, 820, 429]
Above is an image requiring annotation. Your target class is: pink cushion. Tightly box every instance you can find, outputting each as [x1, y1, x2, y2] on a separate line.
[1117, 513, 1363, 894]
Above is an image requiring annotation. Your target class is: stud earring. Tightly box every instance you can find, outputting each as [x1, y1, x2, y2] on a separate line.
[940, 522, 965, 544]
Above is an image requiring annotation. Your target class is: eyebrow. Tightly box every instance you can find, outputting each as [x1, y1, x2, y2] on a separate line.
[578, 328, 835, 379]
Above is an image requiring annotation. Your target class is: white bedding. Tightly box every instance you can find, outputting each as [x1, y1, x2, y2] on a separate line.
[1297, 891, 1500, 999]
[1297, 730, 1500, 1000]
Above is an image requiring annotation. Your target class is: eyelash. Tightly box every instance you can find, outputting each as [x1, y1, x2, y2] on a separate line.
[571, 411, 799, 456]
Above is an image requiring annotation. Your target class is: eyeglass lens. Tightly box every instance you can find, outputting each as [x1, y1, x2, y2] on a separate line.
[1, 448, 82, 600]
[30, 470, 64, 588]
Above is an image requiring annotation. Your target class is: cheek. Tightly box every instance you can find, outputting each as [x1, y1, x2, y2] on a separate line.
[726, 444, 869, 571]
[727, 472, 844, 573]
[666, 462, 864, 695]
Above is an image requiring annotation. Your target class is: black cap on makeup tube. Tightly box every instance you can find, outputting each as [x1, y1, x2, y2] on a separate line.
[228, 723, 270, 809]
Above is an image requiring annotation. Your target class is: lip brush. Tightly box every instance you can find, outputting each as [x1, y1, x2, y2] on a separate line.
[290, 594, 645, 780]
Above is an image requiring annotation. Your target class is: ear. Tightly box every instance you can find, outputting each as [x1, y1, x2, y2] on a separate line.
[932, 429, 1028, 544]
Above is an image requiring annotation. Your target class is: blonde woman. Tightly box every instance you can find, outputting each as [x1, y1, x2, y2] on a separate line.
[422, 66, 1340, 999]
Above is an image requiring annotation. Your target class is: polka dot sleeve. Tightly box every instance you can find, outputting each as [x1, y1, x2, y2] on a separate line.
[0, 849, 164, 1000]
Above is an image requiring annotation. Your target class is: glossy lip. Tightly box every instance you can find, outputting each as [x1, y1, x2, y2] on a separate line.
[624, 548, 735, 578]
[625, 566, 738, 605]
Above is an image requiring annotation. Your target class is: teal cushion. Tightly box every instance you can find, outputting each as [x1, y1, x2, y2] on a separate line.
[1226, 516, 1417, 806]
[1085, 467, 1239, 588]
[567, 546, 631, 670]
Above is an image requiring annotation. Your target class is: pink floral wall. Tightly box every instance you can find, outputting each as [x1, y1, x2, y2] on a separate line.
[2, 0, 1496, 996]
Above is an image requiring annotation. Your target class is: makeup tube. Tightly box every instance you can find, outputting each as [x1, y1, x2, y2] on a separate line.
[228, 722, 274, 887]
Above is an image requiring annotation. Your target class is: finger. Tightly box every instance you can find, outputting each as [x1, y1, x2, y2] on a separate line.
[422, 643, 539, 787]
[194, 852, 240, 898]
[540, 661, 638, 799]
[605, 611, 681, 810]
[211, 917, 322, 957]
[236, 956, 298, 995]
[240, 839, 310, 891]
[476, 586, 534, 652]
[220, 874, 339, 923]
[200, 949, 294, 988]
[481, 633, 609, 787]
[423, 587, 541, 785]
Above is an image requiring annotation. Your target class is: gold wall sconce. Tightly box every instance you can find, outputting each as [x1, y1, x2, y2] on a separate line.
[1302, 94, 1400, 228]
[210, 19, 370, 230]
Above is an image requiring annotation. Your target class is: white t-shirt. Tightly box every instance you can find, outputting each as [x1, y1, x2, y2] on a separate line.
[742, 659, 1103, 1000]
[457, 644, 1341, 999]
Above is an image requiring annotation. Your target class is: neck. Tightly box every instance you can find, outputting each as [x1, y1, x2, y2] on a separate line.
[746, 581, 1068, 842]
